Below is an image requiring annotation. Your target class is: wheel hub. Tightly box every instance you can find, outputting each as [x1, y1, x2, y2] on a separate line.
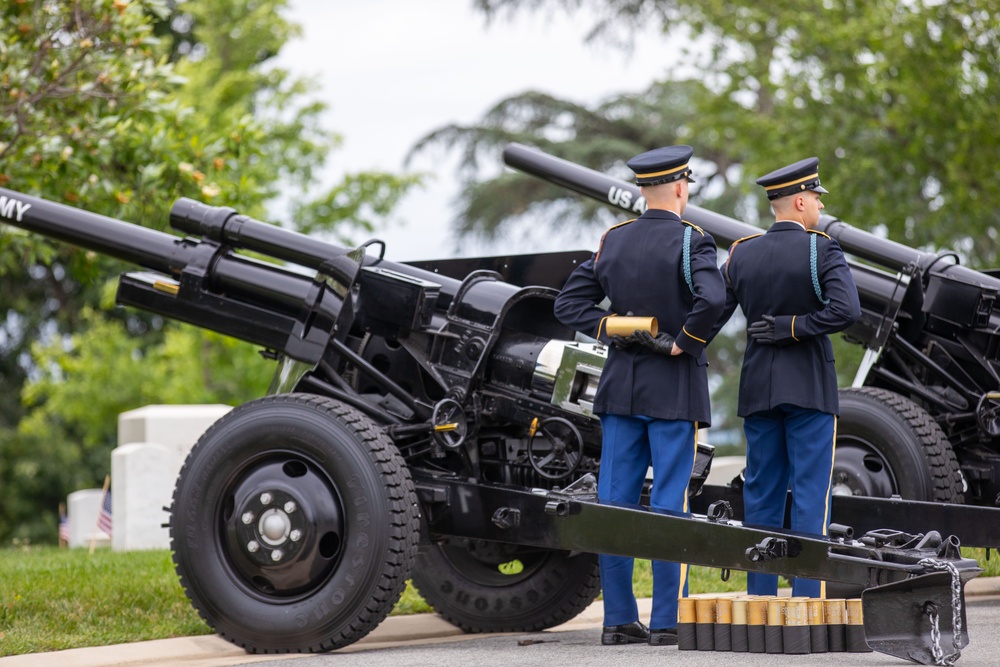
[224, 459, 344, 597]
[235, 490, 305, 564]
[833, 440, 897, 497]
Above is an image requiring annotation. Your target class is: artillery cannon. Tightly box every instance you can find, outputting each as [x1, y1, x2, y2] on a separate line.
[504, 144, 1000, 518]
[0, 183, 988, 664]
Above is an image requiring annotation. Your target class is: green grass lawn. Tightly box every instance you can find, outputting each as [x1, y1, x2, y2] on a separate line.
[1, 545, 995, 656]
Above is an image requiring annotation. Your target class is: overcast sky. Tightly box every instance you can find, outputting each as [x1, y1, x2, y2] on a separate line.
[275, 1, 680, 261]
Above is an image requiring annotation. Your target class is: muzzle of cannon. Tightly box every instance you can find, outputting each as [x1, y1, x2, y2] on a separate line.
[0, 181, 987, 663]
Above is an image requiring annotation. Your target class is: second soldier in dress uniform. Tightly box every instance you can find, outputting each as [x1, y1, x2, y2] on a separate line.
[715, 157, 861, 598]
[554, 145, 726, 645]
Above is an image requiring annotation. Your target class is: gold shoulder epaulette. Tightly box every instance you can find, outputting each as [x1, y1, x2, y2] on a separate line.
[807, 229, 831, 239]
[728, 233, 763, 252]
[681, 220, 705, 236]
[725, 233, 763, 280]
[595, 219, 636, 264]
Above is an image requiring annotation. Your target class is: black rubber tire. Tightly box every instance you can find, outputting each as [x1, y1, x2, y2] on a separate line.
[835, 387, 964, 502]
[170, 393, 419, 653]
[411, 541, 600, 632]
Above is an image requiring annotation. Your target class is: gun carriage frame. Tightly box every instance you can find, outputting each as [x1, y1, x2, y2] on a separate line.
[1, 146, 996, 664]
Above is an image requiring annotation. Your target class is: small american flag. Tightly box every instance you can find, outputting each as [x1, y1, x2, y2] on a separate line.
[58, 511, 70, 544]
[97, 489, 113, 536]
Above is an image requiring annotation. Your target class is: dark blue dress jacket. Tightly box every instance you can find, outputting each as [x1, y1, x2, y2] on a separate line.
[717, 221, 861, 417]
[554, 209, 726, 426]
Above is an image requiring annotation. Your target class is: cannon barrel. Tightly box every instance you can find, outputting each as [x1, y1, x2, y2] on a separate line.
[503, 143, 753, 249]
[167, 197, 487, 309]
[0, 188, 483, 315]
[0, 188, 344, 318]
[1, 188, 188, 274]
[0, 188, 470, 292]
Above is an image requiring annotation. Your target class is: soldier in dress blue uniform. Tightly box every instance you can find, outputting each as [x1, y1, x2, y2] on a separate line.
[554, 145, 726, 645]
[714, 157, 861, 598]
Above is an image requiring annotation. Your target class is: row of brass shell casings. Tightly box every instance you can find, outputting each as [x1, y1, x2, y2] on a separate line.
[676, 596, 871, 654]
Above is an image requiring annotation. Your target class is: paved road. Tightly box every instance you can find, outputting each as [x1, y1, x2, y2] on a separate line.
[6, 586, 997, 667]
[233, 598, 1000, 667]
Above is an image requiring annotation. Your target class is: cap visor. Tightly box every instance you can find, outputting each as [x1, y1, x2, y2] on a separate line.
[814, 185, 829, 194]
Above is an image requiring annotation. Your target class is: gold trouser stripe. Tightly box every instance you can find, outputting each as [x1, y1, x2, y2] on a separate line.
[819, 416, 837, 599]
[678, 425, 698, 606]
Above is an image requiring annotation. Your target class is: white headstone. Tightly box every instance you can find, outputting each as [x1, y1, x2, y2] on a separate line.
[111, 443, 174, 551]
[117, 404, 232, 481]
[111, 404, 232, 551]
[67, 488, 110, 549]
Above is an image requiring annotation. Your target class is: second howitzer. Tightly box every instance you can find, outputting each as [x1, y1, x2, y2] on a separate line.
[0, 186, 985, 663]
[504, 143, 1000, 521]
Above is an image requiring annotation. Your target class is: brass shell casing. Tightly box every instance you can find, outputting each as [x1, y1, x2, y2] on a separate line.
[695, 598, 717, 623]
[716, 598, 733, 624]
[747, 599, 768, 625]
[731, 597, 748, 625]
[846, 599, 864, 625]
[605, 316, 658, 337]
[823, 599, 846, 625]
[678, 598, 697, 624]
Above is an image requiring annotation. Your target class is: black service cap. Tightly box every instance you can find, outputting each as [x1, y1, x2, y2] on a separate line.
[627, 145, 695, 186]
[756, 157, 829, 200]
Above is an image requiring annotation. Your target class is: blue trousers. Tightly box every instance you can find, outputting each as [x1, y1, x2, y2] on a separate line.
[598, 414, 696, 628]
[743, 405, 836, 598]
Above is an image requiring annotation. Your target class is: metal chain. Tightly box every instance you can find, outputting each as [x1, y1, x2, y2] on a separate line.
[925, 605, 947, 665]
[918, 558, 963, 666]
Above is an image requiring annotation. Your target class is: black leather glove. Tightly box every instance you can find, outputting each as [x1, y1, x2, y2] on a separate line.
[748, 314, 777, 345]
[610, 334, 637, 350]
[634, 330, 675, 355]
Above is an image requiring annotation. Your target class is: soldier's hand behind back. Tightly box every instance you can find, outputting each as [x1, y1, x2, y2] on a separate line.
[634, 330, 676, 355]
[748, 314, 777, 345]
[610, 334, 638, 350]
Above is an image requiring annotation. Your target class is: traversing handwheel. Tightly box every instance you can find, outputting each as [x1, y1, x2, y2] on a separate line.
[527, 416, 584, 480]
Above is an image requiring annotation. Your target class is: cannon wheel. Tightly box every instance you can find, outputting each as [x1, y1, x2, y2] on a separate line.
[169, 393, 420, 653]
[411, 540, 600, 632]
[835, 387, 964, 502]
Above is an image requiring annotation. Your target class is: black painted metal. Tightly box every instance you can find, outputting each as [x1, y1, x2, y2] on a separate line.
[0, 179, 990, 663]
[419, 475, 980, 589]
[692, 484, 1000, 549]
[406, 250, 592, 291]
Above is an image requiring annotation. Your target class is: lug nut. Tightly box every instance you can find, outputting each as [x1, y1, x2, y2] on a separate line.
[247, 540, 259, 553]
[290, 529, 302, 542]
[260, 492, 273, 505]
[284, 500, 297, 514]
[241, 511, 255, 525]
[271, 549, 284, 562]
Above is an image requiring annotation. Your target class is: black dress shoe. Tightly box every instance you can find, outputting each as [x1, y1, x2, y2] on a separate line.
[601, 620, 650, 645]
[648, 627, 678, 646]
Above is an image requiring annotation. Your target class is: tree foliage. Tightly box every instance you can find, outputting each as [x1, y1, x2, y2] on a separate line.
[0, 0, 419, 543]
[413, 0, 998, 446]
[446, 0, 1000, 265]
